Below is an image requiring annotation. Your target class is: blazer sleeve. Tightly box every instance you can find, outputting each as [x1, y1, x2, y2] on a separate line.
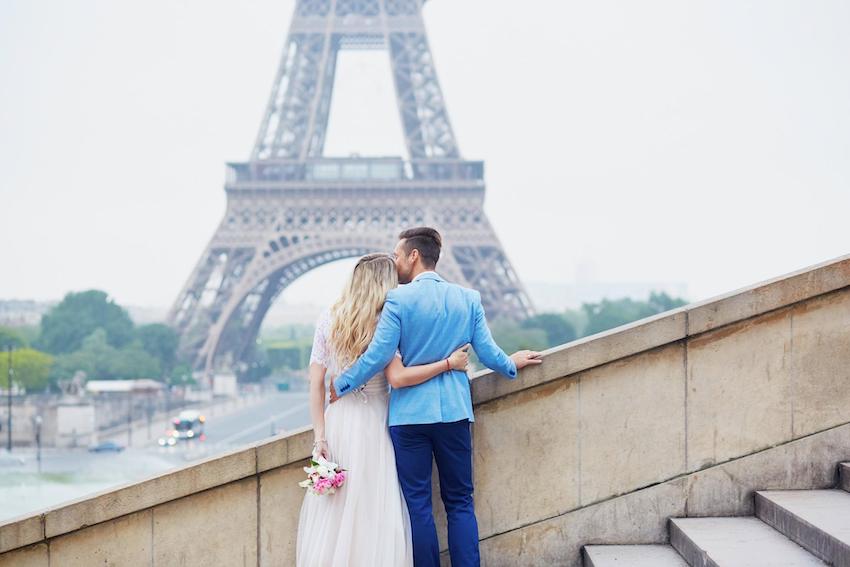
[470, 291, 518, 379]
[333, 293, 403, 397]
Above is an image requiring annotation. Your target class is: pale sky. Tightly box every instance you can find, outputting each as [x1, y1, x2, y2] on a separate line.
[2, 0, 849, 313]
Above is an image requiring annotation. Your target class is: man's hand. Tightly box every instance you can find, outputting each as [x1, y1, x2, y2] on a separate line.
[510, 350, 543, 370]
[328, 378, 340, 404]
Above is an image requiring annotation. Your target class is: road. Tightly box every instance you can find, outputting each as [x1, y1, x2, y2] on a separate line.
[0, 392, 312, 521]
[173, 391, 311, 460]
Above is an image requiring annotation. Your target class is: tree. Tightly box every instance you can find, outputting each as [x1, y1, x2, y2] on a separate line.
[561, 309, 587, 339]
[490, 319, 549, 354]
[108, 342, 162, 380]
[648, 291, 687, 312]
[581, 291, 688, 337]
[241, 347, 272, 383]
[136, 323, 179, 376]
[521, 313, 576, 347]
[0, 348, 54, 391]
[169, 363, 196, 386]
[50, 328, 161, 383]
[50, 328, 114, 383]
[15, 325, 40, 347]
[582, 298, 652, 336]
[0, 327, 26, 350]
[38, 290, 134, 354]
[266, 342, 310, 371]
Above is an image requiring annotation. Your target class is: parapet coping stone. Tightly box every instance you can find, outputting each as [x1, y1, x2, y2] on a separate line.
[1, 253, 849, 554]
[470, 252, 850, 405]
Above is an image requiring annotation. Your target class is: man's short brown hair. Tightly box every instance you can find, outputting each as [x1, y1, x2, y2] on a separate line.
[398, 227, 442, 268]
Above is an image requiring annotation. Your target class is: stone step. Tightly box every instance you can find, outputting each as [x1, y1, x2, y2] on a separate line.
[582, 544, 689, 566]
[669, 517, 825, 566]
[840, 462, 850, 492]
[756, 489, 850, 566]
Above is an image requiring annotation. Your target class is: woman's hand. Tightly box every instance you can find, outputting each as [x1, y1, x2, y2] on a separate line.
[448, 344, 471, 371]
[313, 438, 329, 461]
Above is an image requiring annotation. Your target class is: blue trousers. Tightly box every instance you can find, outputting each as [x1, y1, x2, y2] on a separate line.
[389, 419, 480, 567]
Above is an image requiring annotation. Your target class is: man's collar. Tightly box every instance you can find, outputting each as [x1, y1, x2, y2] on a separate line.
[412, 271, 443, 283]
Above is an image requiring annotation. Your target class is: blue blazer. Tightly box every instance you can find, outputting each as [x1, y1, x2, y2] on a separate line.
[333, 271, 517, 426]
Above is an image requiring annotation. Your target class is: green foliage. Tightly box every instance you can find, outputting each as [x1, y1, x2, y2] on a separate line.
[0, 327, 27, 350]
[259, 323, 315, 371]
[260, 323, 315, 343]
[561, 309, 588, 338]
[487, 291, 688, 358]
[521, 313, 577, 346]
[136, 323, 179, 375]
[0, 348, 54, 391]
[38, 290, 134, 354]
[169, 363, 196, 386]
[17, 325, 41, 347]
[240, 348, 273, 383]
[107, 341, 162, 380]
[581, 291, 687, 337]
[581, 297, 653, 337]
[265, 341, 311, 371]
[29, 292, 190, 386]
[647, 291, 687, 312]
[50, 328, 161, 383]
[490, 319, 549, 354]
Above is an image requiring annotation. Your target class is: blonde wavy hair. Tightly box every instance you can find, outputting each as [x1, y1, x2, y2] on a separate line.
[329, 253, 398, 370]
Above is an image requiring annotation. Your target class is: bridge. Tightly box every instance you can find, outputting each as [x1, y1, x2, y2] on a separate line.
[2, 254, 849, 565]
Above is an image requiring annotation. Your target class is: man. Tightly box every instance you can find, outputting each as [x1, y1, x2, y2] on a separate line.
[332, 227, 542, 567]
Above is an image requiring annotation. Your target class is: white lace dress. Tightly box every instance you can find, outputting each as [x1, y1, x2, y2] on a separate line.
[295, 309, 413, 567]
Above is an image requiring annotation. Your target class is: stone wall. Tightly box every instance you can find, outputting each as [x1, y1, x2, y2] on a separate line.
[2, 254, 849, 566]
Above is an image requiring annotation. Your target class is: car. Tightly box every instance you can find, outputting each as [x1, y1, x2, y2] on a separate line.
[88, 440, 125, 453]
[157, 410, 206, 446]
[157, 436, 178, 447]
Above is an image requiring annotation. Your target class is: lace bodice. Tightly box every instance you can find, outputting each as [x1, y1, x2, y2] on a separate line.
[309, 308, 388, 395]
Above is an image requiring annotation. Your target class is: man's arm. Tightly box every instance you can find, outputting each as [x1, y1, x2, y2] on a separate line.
[332, 294, 402, 397]
[470, 293, 518, 379]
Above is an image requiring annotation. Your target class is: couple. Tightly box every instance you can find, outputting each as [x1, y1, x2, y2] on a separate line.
[296, 227, 542, 567]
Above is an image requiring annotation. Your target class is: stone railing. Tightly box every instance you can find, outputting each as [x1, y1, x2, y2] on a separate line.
[2, 254, 850, 566]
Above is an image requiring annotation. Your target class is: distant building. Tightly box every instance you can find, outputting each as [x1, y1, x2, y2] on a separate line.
[0, 299, 53, 327]
[85, 379, 165, 395]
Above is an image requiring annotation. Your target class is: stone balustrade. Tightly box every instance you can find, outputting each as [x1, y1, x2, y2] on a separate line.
[2, 254, 850, 566]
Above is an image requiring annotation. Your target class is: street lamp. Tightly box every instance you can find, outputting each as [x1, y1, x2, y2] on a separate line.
[126, 390, 133, 448]
[146, 396, 154, 441]
[32, 415, 42, 473]
[6, 346, 13, 453]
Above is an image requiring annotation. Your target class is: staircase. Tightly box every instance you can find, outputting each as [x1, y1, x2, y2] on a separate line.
[584, 462, 850, 566]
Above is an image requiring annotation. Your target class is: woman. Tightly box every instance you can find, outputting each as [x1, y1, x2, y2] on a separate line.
[296, 253, 469, 567]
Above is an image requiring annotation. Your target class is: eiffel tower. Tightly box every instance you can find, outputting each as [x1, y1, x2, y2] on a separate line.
[168, 0, 534, 376]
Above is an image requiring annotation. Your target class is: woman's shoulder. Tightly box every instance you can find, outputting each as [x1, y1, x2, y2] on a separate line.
[315, 307, 334, 334]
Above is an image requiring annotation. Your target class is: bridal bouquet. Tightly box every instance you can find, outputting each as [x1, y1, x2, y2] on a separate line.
[299, 456, 347, 496]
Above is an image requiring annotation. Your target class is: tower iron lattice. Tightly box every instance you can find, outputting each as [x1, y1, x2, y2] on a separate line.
[168, 0, 534, 375]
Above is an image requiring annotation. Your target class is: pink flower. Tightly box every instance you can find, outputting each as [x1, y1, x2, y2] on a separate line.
[313, 477, 332, 495]
[333, 471, 347, 488]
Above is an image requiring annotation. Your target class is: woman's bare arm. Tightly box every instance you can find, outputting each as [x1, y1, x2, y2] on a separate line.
[385, 345, 470, 389]
[308, 362, 329, 459]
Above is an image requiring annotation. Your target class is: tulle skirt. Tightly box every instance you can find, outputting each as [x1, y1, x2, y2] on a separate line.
[296, 385, 413, 567]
